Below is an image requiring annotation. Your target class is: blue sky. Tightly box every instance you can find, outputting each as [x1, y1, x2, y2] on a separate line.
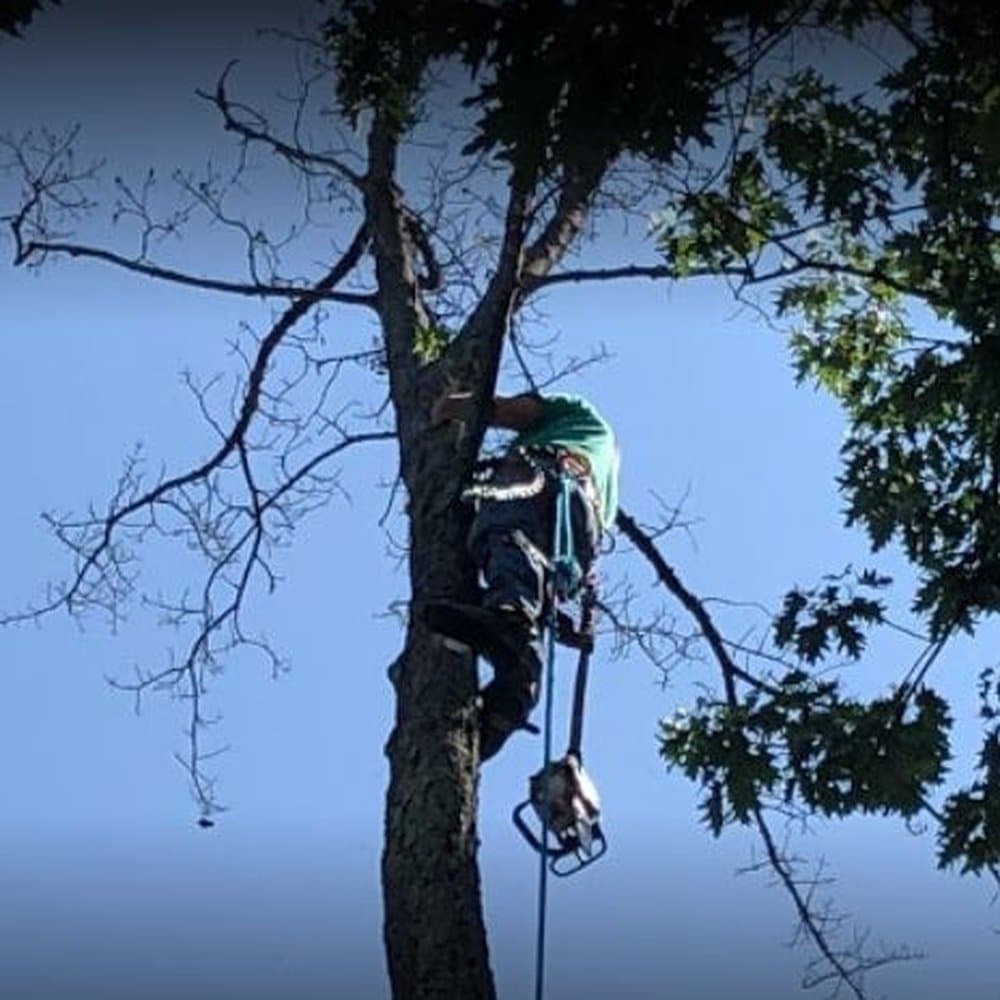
[1, 3, 997, 998]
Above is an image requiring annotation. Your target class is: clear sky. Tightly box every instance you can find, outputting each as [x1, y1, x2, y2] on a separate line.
[1, 3, 997, 999]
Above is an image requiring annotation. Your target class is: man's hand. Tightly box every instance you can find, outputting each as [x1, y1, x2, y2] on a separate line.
[491, 394, 543, 431]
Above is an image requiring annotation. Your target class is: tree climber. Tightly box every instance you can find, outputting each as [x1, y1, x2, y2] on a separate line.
[425, 389, 620, 761]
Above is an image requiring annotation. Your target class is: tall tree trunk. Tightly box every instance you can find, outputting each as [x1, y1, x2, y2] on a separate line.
[381, 429, 497, 999]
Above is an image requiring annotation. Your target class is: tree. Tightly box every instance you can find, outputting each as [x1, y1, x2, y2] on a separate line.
[2, 2, 997, 998]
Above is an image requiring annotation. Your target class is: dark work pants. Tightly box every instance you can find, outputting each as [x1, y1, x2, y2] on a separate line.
[466, 475, 600, 704]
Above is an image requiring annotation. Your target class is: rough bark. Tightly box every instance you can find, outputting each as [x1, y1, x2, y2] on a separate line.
[381, 491, 494, 999]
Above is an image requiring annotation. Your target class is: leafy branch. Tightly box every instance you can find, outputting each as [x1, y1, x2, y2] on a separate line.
[617, 507, 930, 999]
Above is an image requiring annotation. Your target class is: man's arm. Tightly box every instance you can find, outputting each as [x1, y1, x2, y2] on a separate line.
[431, 390, 544, 431]
[490, 394, 544, 430]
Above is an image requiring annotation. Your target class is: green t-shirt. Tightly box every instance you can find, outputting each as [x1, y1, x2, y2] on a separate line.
[513, 393, 619, 528]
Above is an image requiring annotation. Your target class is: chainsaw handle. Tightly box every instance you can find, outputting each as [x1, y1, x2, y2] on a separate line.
[512, 799, 576, 859]
[550, 823, 607, 878]
[513, 799, 608, 877]
[512, 799, 551, 855]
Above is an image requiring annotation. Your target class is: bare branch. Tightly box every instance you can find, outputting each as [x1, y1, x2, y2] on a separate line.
[100, 427, 395, 819]
[200, 61, 365, 190]
[2, 126, 101, 262]
[518, 253, 856, 297]
[457, 166, 534, 344]
[525, 261, 678, 292]
[3, 221, 371, 625]
[16, 237, 377, 303]
[2, 125, 375, 305]
[751, 808, 921, 999]
[617, 507, 743, 702]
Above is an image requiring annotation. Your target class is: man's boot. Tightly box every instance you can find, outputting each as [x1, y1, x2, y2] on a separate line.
[478, 681, 533, 761]
[424, 599, 541, 759]
[423, 599, 536, 667]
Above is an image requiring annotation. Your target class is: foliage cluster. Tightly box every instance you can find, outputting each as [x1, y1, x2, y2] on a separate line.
[655, 1, 1000, 879]
[324, 0, 796, 177]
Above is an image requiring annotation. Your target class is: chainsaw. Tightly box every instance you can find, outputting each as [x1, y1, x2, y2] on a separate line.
[512, 591, 607, 877]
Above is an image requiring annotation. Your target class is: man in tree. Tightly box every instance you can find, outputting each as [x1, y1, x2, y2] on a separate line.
[426, 389, 619, 759]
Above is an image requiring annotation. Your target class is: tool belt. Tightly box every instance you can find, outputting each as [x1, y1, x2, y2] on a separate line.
[461, 448, 546, 503]
[461, 446, 601, 526]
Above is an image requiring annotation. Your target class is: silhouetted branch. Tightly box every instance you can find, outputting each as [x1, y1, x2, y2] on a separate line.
[752, 805, 920, 999]
[0, 203, 389, 818]
[5, 222, 371, 627]
[199, 61, 365, 190]
[99, 427, 395, 819]
[617, 508, 754, 701]
[2, 126, 376, 304]
[14, 237, 377, 303]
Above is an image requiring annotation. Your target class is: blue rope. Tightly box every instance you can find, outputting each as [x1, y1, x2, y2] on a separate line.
[533, 475, 575, 1000]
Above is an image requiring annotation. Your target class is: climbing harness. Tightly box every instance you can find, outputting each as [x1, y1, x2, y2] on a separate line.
[517, 472, 607, 1000]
